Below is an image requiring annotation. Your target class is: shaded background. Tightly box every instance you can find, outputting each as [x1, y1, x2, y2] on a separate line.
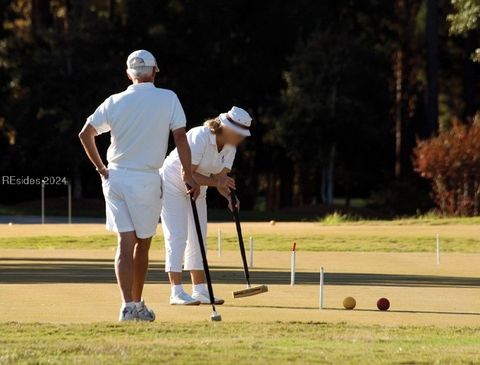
[0, 0, 478, 218]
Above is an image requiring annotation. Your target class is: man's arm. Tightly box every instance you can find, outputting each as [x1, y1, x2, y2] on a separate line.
[172, 127, 200, 199]
[78, 124, 109, 179]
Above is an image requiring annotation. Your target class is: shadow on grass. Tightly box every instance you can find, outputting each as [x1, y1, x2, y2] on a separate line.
[324, 307, 480, 316]
[1, 257, 480, 289]
[0, 257, 113, 263]
[225, 305, 480, 316]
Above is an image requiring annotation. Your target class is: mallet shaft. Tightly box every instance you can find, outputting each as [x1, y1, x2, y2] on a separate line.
[188, 192, 218, 317]
[231, 191, 251, 287]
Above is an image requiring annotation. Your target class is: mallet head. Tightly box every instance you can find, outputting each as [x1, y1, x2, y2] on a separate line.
[232, 284, 268, 298]
[211, 311, 222, 321]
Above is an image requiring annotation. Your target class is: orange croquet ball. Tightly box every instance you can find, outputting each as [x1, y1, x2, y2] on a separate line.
[343, 297, 356, 310]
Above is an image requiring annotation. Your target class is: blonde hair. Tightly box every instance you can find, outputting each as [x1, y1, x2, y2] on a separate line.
[203, 117, 223, 135]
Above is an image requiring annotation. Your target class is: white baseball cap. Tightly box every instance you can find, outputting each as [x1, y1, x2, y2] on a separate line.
[218, 106, 252, 137]
[126, 50, 159, 72]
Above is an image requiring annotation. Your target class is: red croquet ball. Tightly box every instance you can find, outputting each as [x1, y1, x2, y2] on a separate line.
[377, 297, 390, 311]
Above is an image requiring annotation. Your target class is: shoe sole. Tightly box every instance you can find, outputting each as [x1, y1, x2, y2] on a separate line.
[136, 314, 156, 322]
[136, 318, 155, 322]
[169, 301, 201, 306]
[199, 299, 225, 305]
[118, 318, 136, 322]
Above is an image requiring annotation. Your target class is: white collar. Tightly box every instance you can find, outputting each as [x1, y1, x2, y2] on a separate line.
[127, 82, 155, 90]
[209, 132, 234, 151]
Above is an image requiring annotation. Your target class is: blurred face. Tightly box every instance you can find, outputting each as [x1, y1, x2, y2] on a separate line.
[223, 126, 246, 146]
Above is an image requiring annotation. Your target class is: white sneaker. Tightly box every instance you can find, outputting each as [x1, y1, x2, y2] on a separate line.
[192, 291, 225, 305]
[169, 291, 201, 305]
[118, 305, 137, 322]
[136, 300, 156, 322]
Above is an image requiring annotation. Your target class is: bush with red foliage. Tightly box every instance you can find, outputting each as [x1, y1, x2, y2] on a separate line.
[414, 121, 480, 216]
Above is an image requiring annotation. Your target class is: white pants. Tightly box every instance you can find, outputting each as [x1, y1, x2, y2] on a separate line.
[161, 177, 208, 272]
[102, 167, 162, 239]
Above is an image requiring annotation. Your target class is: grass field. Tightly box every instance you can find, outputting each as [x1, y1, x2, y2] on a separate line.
[3, 232, 480, 252]
[1, 322, 479, 365]
[1, 219, 480, 364]
[1, 220, 480, 252]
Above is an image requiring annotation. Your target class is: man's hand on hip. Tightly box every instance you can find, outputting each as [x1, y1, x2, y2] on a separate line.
[79, 124, 109, 180]
[97, 166, 109, 179]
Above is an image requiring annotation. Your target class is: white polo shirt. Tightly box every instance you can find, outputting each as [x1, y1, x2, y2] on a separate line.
[85, 82, 186, 171]
[162, 126, 236, 192]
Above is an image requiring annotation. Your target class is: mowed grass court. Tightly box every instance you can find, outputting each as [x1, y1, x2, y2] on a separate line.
[0, 220, 479, 364]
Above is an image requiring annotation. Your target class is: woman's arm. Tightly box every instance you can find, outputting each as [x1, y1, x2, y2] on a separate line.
[193, 167, 236, 190]
[216, 185, 230, 198]
[217, 185, 240, 211]
[214, 169, 240, 211]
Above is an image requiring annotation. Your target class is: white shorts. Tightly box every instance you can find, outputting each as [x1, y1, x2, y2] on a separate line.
[102, 168, 162, 239]
[160, 170, 207, 272]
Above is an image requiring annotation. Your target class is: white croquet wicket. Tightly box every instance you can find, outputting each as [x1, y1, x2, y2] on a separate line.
[319, 267, 324, 310]
[290, 242, 296, 286]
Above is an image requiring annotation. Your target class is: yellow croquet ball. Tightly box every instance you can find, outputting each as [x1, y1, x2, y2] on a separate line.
[343, 296, 356, 310]
[270, 220, 276, 226]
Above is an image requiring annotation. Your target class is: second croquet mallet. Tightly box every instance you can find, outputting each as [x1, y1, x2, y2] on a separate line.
[230, 190, 268, 298]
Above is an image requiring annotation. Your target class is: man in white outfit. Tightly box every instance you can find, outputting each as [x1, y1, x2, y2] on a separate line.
[79, 50, 198, 321]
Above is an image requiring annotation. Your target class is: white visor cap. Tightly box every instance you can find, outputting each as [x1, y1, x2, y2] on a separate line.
[126, 50, 160, 73]
[219, 106, 252, 137]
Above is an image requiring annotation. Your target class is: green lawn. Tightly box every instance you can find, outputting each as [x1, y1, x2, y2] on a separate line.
[0, 322, 478, 365]
[337, 216, 480, 226]
[2, 233, 480, 252]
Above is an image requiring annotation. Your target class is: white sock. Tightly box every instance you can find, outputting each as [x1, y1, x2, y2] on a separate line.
[172, 284, 184, 296]
[134, 300, 144, 309]
[192, 283, 208, 295]
[122, 301, 135, 309]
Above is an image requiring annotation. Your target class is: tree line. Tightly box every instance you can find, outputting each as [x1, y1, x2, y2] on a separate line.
[0, 0, 479, 215]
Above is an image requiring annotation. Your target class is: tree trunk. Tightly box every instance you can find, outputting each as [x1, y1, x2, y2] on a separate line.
[344, 178, 351, 207]
[110, 0, 116, 22]
[463, 34, 477, 122]
[320, 167, 326, 203]
[426, 0, 439, 135]
[279, 157, 293, 208]
[394, 49, 403, 177]
[321, 145, 335, 205]
[265, 171, 280, 211]
[326, 145, 335, 204]
[31, 0, 52, 31]
[292, 160, 304, 206]
[474, 181, 480, 216]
